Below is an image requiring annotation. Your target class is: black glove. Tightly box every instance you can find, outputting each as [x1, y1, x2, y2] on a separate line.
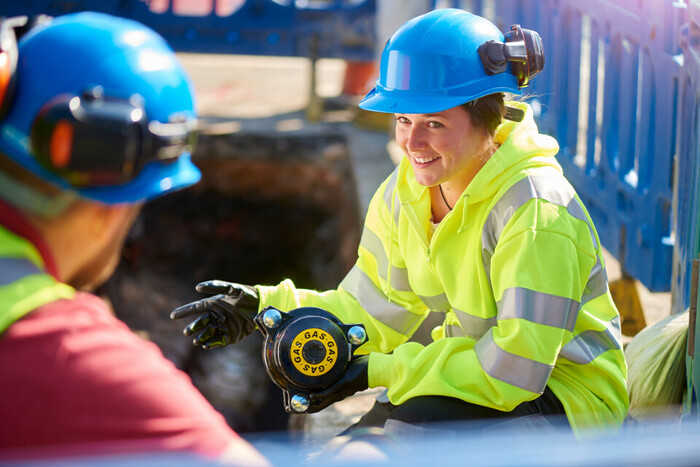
[170, 280, 259, 349]
[307, 355, 369, 413]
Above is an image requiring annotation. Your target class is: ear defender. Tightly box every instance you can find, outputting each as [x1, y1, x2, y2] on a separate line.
[478, 24, 545, 88]
[30, 86, 198, 188]
[30, 88, 149, 186]
[0, 17, 24, 120]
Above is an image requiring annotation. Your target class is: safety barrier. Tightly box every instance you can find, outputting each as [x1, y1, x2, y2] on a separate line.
[677, 1, 700, 414]
[674, 1, 700, 316]
[486, 0, 685, 295]
[3, 0, 376, 61]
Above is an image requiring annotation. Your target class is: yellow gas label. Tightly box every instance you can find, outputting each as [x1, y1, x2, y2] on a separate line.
[290, 328, 338, 377]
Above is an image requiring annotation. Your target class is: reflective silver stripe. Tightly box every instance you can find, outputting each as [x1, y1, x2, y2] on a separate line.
[475, 328, 553, 394]
[445, 324, 461, 337]
[418, 293, 450, 312]
[359, 227, 411, 292]
[481, 248, 495, 285]
[559, 316, 622, 365]
[481, 175, 597, 280]
[382, 168, 401, 225]
[497, 287, 579, 332]
[340, 265, 422, 335]
[0, 258, 42, 285]
[581, 256, 609, 305]
[452, 307, 496, 338]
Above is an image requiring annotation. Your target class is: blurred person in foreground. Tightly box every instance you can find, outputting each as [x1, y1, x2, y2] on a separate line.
[0, 12, 265, 465]
[172, 9, 628, 438]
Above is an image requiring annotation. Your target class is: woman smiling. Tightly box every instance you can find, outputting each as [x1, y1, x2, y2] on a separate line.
[172, 8, 628, 437]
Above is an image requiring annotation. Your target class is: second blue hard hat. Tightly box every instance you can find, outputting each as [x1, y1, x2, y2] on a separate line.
[0, 12, 201, 204]
[360, 8, 530, 114]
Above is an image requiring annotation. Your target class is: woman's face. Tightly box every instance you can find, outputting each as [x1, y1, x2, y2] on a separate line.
[394, 106, 492, 189]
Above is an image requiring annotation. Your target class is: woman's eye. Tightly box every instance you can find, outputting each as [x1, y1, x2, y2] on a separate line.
[428, 121, 443, 128]
[396, 116, 409, 124]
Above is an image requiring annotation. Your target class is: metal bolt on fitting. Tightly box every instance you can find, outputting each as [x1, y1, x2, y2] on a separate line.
[262, 308, 282, 329]
[347, 326, 367, 345]
[290, 394, 310, 412]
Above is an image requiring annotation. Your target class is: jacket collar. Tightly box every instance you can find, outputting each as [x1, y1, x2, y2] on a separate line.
[0, 197, 58, 278]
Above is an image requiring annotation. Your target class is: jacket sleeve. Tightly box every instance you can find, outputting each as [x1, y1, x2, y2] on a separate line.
[257, 171, 430, 355]
[370, 185, 602, 411]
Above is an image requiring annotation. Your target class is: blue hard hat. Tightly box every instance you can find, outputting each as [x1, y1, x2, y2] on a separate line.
[0, 12, 201, 204]
[360, 8, 523, 114]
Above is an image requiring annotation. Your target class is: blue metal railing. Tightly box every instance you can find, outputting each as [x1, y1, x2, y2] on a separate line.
[2, 0, 377, 61]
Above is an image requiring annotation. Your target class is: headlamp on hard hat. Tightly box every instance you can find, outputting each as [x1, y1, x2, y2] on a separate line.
[30, 86, 198, 188]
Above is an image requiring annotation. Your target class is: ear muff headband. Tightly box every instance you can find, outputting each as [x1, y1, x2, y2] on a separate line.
[478, 24, 545, 88]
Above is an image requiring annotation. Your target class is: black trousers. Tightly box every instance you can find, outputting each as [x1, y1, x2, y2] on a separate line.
[342, 386, 569, 435]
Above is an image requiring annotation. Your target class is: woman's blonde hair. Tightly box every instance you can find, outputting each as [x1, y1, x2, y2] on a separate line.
[461, 92, 505, 138]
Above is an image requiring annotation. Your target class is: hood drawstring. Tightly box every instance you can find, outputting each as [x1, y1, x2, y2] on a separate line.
[385, 184, 396, 303]
[458, 194, 470, 233]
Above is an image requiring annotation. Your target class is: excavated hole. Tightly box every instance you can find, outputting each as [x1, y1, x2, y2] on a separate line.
[102, 128, 362, 434]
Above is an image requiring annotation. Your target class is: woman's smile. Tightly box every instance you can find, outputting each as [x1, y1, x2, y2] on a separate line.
[412, 155, 441, 167]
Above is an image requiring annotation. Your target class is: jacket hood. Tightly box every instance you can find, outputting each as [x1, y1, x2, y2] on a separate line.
[465, 101, 560, 204]
[395, 101, 560, 206]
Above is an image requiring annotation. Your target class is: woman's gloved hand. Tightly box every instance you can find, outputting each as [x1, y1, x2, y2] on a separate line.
[307, 355, 369, 413]
[170, 280, 259, 349]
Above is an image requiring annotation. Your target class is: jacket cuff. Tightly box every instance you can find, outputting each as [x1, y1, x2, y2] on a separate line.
[256, 279, 295, 313]
[368, 352, 395, 389]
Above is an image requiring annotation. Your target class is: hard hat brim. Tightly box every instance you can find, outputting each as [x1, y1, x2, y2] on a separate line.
[78, 153, 201, 204]
[359, 86, 522, 115]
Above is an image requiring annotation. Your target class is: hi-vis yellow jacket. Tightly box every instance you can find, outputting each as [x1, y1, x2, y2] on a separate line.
[0, 225, 75, 334]
[258, 102, 628, 433]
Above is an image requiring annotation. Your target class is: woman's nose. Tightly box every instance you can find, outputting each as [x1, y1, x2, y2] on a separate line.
[403, 125, 426, 151]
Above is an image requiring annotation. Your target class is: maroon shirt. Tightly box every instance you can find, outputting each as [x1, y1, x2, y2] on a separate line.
[0, 293, 238, 461]
[0, 200, 237, 461]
